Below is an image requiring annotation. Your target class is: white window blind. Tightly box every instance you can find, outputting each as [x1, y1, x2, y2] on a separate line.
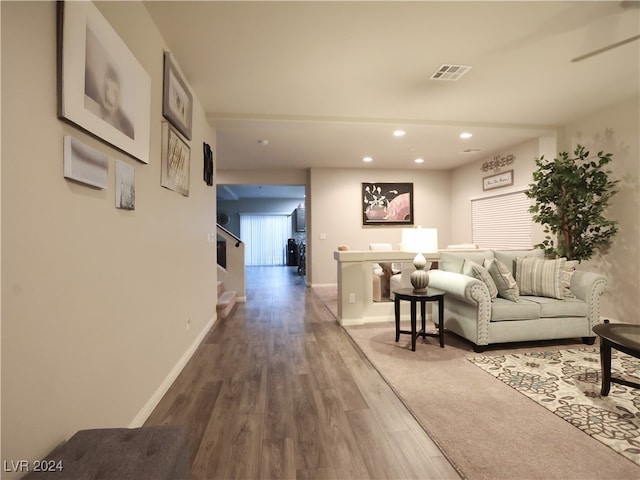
[471, 189, 532, 249]
[240, 214, 290, 266]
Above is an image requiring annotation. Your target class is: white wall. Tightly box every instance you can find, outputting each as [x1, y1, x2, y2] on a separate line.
[1, 1, 217, 470]
[309, 167, 451, 285]
[217, 168, 308, 187]
[561, 96, 640, 323]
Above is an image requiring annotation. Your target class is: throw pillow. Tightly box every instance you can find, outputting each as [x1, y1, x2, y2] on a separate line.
[515, 257, 566, 299]
[562, 260, 579, 298]
[484, 258, 520, 302]
[463, 259, 498, 299]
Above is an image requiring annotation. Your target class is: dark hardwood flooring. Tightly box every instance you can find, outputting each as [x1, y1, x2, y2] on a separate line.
[145, 266, 461, 479]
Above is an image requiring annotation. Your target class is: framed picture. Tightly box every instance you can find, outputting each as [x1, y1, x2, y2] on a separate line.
[362, 182, 414, 226]
[483, 170, 514, 191]
[203, 142, 214, 186]
[63, 135, 109, 189]
[161, 122, 191, 197]
[57, 1, 151, 164]
[115, 160, 135, 210]
[163, 52, 193, 140]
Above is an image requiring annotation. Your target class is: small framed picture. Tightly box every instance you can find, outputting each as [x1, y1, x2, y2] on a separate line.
[115, 160, 135, 210]
[63, 135, 108, 189]
[161, 122, 191, 197]
[57, 1, 151, 163]
[483, 170, 514, 191]
[162, 52, 193, 140]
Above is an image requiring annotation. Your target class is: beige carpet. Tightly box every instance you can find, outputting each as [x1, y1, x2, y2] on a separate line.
[468, 347, 640, 468]
[346, 324, 640, 480]
[312, 286, 640, 479]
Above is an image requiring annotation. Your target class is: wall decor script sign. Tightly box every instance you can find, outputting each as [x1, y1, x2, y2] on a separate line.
[483, 170, 513, 191]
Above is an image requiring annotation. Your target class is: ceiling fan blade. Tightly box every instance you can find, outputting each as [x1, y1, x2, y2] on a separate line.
[571, 34, 640, 62]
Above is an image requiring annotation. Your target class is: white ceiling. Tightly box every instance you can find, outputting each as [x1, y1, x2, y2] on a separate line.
[144, 0, 640, 194]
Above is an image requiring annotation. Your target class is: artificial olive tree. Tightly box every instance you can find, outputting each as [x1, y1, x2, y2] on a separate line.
[526, 145, 619, 262]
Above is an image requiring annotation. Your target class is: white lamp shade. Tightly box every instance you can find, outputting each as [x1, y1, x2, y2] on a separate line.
[401, 227, 438, 254]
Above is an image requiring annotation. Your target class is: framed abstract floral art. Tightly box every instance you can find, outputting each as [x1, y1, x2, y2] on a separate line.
[362, 182, 414, 226]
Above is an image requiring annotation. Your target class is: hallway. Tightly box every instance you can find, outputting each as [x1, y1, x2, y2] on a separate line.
[146, 266, 460, 479]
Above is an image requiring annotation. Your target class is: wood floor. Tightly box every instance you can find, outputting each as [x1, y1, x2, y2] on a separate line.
[145, 266, 461, 479]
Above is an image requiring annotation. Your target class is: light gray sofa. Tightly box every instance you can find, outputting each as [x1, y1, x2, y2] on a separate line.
[428, 249, 608, 352]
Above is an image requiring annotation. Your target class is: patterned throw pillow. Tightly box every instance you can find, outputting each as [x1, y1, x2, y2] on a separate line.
[484, 258, 520, 302]
[463, 259, 498, 299]
[515, 257, 566, 299]
[562, 260, 579, 298]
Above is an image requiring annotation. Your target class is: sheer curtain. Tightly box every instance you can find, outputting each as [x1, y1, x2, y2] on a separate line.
[239, 214, 290, 266]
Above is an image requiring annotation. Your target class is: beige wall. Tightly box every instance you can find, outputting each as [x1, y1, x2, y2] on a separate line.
[217, 168, 308, 187]
[448, 97, 640, 323]
[562, 96, 640, 323]
[449, 135, 558, 247]
[309, 167, 451, 285]
[1, 1, 217, 469]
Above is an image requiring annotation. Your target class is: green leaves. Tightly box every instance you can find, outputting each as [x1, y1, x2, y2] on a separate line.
[526, 145, 619, 262]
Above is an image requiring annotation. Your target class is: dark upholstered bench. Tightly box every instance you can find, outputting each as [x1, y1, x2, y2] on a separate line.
[22, 425, 189, 479]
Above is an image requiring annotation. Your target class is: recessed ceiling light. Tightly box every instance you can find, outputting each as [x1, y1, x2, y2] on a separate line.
[414, 158, 424, 164]
[393, 130, 406, 137]
[460, 132, 473, 139]
[363, 156, 373, 163]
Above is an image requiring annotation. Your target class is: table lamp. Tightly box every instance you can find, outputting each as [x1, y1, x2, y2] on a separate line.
[401, 227, 438, 292]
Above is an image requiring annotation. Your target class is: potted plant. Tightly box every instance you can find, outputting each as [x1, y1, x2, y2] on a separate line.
[526, 145, 619, 262]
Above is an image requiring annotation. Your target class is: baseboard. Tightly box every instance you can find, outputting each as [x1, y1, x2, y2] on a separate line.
[128, 314, 217, 427]
[310, 283, 338, 288]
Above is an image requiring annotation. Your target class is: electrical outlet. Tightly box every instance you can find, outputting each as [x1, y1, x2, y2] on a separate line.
[348, 293, 356, 303]
[186, 316, 191, 330]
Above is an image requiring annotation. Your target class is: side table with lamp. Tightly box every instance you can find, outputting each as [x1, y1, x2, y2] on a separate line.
[393, 227, 445, 350]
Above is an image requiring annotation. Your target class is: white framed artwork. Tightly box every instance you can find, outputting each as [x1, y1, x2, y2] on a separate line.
[63, 135, 108, 189]
[57, 1, 151, 164]
[115, 160, 135, 210]
[161, 122, 191, 197]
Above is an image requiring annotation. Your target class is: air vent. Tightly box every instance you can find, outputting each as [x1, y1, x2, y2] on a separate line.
[430, 64, 471, 81]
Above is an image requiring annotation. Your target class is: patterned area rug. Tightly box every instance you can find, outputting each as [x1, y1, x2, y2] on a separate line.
[469, 347, 640, 466]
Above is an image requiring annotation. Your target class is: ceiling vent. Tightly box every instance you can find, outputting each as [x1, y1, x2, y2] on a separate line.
[430, 64, 471, 81]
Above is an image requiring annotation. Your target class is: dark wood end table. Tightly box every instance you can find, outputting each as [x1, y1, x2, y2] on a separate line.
[592, 321, 640, 396]
[393, 287, 445, 351]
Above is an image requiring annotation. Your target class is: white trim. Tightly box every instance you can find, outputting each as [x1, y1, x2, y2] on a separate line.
[310, 282, 338, 288]
[128, 315, 216, 427]
[239, 212, 292, 216]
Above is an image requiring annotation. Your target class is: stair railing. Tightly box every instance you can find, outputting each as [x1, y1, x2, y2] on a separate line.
[216, 225, 246, 302]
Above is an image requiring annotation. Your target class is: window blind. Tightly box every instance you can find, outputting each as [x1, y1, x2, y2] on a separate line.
[471, 189, 532, 249]
[240, 214, 290, 266]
